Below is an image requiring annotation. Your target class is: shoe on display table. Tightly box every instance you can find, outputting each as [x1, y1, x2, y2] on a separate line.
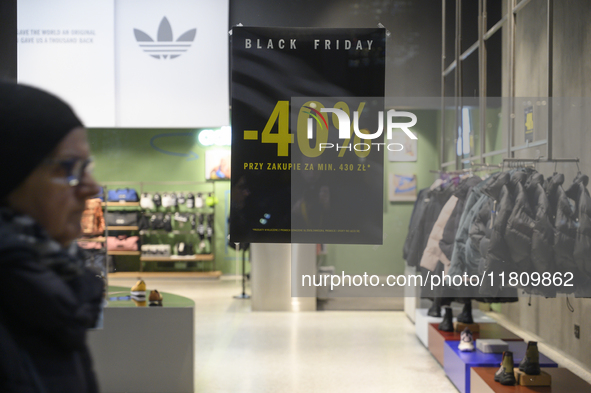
[494, 351, 516, 385]
[131, 279, 146, 300]
[149, 289, 163, 307]
[518, 341, 541, 375]
[458, 328, 475, 352]
[439, 307, 454, 332]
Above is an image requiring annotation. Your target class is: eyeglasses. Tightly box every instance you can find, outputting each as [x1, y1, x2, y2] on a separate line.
[45, 157, 95, 187]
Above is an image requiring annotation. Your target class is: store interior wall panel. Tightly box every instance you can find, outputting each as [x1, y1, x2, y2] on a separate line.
[497, 0, 591, 371]
[514, 0, 548, 98]
[553, 0, 591, 97]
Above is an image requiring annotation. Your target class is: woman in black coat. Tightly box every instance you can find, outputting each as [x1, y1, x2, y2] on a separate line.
[0, 81, 104, 393]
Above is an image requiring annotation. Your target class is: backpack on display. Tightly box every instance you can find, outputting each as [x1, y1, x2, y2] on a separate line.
[177, 192, 186, 205]
[169, 193, 178, 207]
[186, 193, 195, 208]
[153, 193, 162, 207]
[107, 235, 139, 251]
[150, 213, 164, 230]
[175, 242, 194, 256]
[138, 214, 151, 231]
[161, 193, 172, 208]
[162, 214, 173, 232]
[107, 188, 139, 202]
[195, 193, 204, 208]
[140, 193, 155, 210]
[106, 211, 139, 227]
[81, 198, 105, 236]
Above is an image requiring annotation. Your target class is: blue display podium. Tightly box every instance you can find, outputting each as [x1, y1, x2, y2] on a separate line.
[443, 341, 558, 393]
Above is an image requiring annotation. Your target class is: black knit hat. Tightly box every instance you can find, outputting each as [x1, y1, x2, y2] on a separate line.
[0, 81, 83, 200]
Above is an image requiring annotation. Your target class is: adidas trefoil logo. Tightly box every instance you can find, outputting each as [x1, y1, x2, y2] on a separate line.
[134, 17, 196, 60]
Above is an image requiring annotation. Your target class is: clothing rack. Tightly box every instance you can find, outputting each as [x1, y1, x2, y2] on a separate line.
[470, 163, 502, 169]
[429, 168, 472, 175]
[502, 157, 580, 171]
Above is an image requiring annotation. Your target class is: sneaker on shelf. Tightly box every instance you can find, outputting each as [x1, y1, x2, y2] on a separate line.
[494, 351, 516, 386]
[519, 341, 541, 375]
[149, 289, 163, 307]
[458, 328, 475, 352]
[131, 279, 146, 300]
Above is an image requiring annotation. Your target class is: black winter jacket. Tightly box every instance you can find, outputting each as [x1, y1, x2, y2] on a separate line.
[403, 188, 430, 262]
[504, 171, 535, 273]
[545, 173, 580, 293]
[439, 176, 483, 266]
[0, 209, 103, 393]
[448, 173, 502, 278]
[566, 173, 591, 288]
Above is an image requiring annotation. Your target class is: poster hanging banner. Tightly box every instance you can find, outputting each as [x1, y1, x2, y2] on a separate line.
[230, 27, 386, 244]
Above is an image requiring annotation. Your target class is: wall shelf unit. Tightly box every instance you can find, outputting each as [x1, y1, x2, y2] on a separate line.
[102, 181, 219, 273]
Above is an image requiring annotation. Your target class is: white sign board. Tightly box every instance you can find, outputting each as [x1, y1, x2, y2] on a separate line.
[17, 0, 229, 128]
[17, 0, 116, 127]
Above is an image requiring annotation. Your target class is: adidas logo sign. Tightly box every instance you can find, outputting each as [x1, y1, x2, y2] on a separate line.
[134, 17, 196, 59]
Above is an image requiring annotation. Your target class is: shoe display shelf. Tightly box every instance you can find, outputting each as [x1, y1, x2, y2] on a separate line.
[429, 322, 523, 366]
[87, 286, 195, 393]
[444, 341, 557, 393]
[470, 367, 591, 392]
[102, 181, 219, 274]
[416, 307, 495, 347]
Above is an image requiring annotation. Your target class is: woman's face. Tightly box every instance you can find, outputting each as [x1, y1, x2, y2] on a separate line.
[6, 127, 101, 246]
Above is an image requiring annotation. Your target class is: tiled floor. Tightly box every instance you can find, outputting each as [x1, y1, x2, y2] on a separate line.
[109, 276, 458, 393]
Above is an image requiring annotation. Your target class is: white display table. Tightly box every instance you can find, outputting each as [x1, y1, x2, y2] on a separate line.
[88, 287, 194, 393]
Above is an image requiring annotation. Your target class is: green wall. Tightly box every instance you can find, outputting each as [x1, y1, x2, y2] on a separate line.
[324, 110, 440, 276]
[87, 128, 243, 275]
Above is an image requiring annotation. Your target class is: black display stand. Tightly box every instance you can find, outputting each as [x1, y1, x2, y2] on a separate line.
[234, 244, 250, 299]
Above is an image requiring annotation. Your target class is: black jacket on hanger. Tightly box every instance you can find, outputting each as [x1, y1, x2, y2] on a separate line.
[566, 173, 591, 295]
[402, 187, 430, 263]
[545, 173, 579, 293]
